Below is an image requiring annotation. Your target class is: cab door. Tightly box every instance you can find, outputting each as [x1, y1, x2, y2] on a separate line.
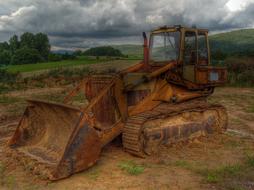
[183, 31, 197, 82]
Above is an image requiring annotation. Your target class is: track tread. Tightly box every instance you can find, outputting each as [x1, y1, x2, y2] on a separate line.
[122, 100, 226, 157]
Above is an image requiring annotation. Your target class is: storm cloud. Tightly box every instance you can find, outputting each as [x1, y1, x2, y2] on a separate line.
[0, 0, 253, 49]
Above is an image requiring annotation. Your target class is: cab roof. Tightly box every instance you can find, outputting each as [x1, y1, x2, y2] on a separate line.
[151, 25, 209, 34]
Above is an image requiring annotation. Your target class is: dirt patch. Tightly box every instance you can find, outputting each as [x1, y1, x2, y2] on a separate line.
[0, 87, 253, 190]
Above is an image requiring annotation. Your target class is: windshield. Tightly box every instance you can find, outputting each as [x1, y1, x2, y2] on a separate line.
[150, 32, 180, 63]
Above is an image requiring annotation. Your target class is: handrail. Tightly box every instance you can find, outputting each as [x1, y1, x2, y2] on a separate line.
[124, 62, 177, 91]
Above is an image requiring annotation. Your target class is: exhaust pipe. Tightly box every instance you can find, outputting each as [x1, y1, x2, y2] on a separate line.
[143, 32, 149, 65]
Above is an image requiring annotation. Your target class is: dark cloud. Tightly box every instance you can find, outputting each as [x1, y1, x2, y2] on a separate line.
[0, 0, 253, 49]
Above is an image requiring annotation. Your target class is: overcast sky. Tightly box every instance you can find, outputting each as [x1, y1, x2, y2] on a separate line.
[0, 0, 253, 50]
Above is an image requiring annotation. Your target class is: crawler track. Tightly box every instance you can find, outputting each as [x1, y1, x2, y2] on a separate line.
[123, 99, 227, 157]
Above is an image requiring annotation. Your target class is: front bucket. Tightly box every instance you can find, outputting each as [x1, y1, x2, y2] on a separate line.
[8, 100, 101, 180]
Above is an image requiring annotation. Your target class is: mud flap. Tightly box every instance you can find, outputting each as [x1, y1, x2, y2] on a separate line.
[8, 100, 101, 180]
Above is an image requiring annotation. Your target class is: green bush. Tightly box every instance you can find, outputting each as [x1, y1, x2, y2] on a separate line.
[118, 160, 145, 175]
[84, 46, 124, 57]
[45, 67, 90, 79]
[0, 50, 11, 65]
[48, 53, 62, 62]
[0, 69, 18, 83]
[11, 47, 42, 65]
[0, 32, 51, 65]
[225, 57, 254, 87]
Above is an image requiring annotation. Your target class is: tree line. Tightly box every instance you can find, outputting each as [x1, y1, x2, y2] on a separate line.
[0, 32, 51, 65]
[80, 46, 124, 57]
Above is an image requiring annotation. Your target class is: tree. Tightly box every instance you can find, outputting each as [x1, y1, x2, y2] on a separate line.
[83, 46, 124, 57]
[211, 50, 227, 60]
[48, 53, 62, 62]
[0, 50, 11, 65]
[20, 32, 35, 49]
[34, 33, 50, 60]
[9, 35, 19, 54]
[73, 50, 82, 56]
[11, 47, 42, 65]
[0, 42, 10, 52]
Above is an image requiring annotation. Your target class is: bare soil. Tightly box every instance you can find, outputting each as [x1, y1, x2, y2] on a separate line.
[0, 87, 253, 190]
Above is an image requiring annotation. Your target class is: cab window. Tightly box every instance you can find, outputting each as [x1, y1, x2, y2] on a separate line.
[198, 32, 208, 65]
[150, 32, 180, 63]
[184, 31, 197, 65]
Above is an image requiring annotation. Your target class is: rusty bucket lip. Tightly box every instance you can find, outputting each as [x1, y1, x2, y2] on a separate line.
[26, 99, 82, 112]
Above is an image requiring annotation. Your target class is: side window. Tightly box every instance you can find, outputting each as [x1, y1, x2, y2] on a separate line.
[150, 32, 180, 63]
[198, 32, 208, 65]
[184, 32, 197, 65]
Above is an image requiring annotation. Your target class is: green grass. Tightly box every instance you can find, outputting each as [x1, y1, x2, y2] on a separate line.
[203, 164, 242, 183]
[5, 56, 104, 73]
[0, 96, 22, 104]
[0, 162, 6, 181]
[174, 160, 193, 170]
[171, 154, 254, 189]
[84, 167, 100, 180]
[246, 154, 254, 167]
[196, 154, 254, 189]
[118, 160, 145, 176]
[246, 104, 254, 113]
[0, 162, 16, 189]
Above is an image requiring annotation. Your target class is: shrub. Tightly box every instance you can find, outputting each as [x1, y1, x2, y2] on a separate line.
[48, 53, 62, 62]
[225, 57, 254, 87]
[84, 46, 124, 57]
[118, 160, 145, 175]
[11, 47, 42, 65]
[0, 50, 11, 65]
[0, 69, 19, 83]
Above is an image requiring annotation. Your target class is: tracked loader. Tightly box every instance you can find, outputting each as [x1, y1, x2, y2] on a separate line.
[8, 26, 228, 180]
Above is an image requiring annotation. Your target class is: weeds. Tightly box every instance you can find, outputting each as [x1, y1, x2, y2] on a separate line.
[0, 96, 22, 104]
[0, 162, 17, 189]
[46, 67, 91, 79]
[246, 104, 254, 113]
[0, 85, 12, 94]
[5, 175, 16, 189]
[24, 184, 41, 190]
[197, 164, 242, 183]
[172, 153, 254, 190]
[223, 139, 242, 148]
[225, 57, 254, 87]
[0, 162, 6, 185]
[118, 160, 145, 175]
[195, 154, 254, 189]
[84, 167, 100, 180]
[174, 160, 193, 170]
[87, 170, 100, 180]
[0, 69, 19, 83]
[246, 154, 254, 167]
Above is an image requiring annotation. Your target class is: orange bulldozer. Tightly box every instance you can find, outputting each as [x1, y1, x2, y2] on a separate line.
[8, 25, 228, 180]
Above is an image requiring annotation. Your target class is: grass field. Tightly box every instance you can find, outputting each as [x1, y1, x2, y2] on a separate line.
[4, 56, 109, 73]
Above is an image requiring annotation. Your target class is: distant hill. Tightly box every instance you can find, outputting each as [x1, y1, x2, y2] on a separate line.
[113, 29, 254, 59]
[112, 45, 143, 58]
[210, 29, 254, 45]
[209, 29, 254, 57]
[50, 29, 254, 60]
[51, 50, 74, 55]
